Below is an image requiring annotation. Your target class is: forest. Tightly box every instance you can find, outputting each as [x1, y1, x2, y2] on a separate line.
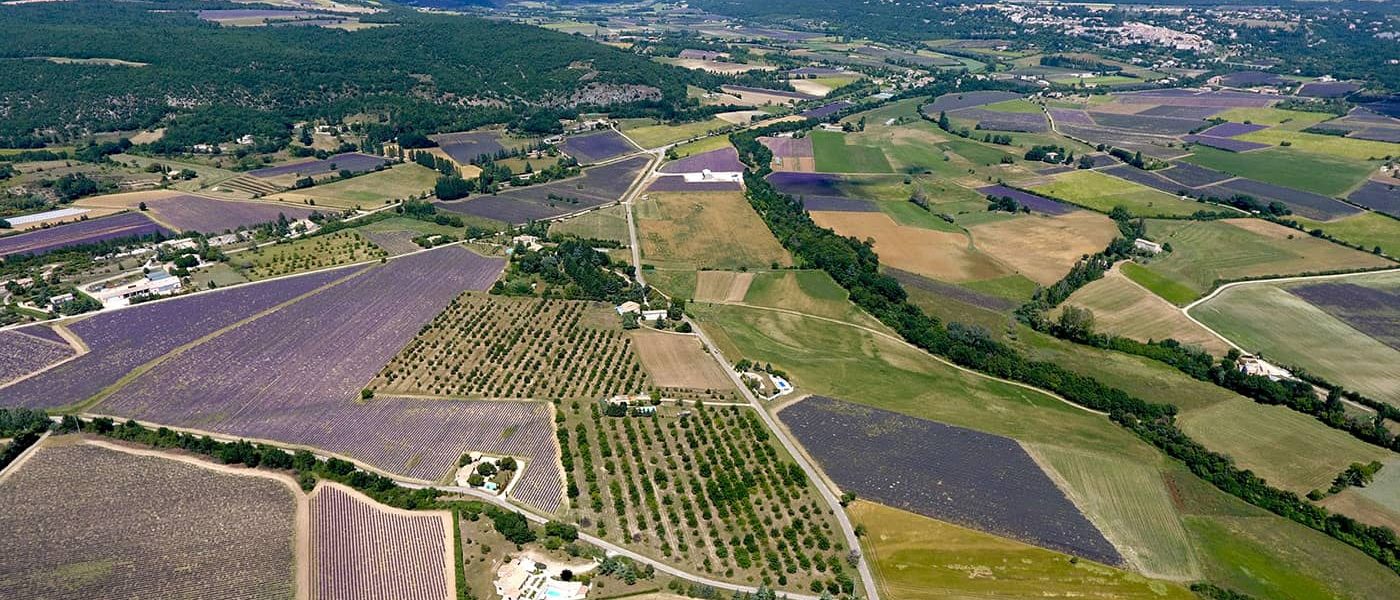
[0, 0, 714, 147]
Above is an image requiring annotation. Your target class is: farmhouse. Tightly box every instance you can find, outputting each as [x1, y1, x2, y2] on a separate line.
[88, 270, 183, 308]
[1134, 238, 1164, 254]
[615, 301, 641, 315]
[641, 309, 668, 322]
[495, 557, 588, 600]
[511, 234, 544, 251]
[1237, 355, 1295, 381]
[47, 293, 75, 310]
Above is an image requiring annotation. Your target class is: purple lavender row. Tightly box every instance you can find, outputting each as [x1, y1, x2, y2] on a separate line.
[313, 485, 449, 600]
[0, 212, 172, 257]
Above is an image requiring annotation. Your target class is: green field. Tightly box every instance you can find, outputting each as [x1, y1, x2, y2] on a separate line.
[695, 303, 1154, 460]
[1121, 261, 1199, 305]
[1178, 397, 1391, 495]
[1135, 219, 1392, 297]
[1057, 270, 1230, 354]
[269, 163, 438, 209]
[1029, 445, 1201, 580]
[1031, 170, 1202, 217]
[741, 270, 888, 330]
[851, 501, 1194, 600]
[1293, 212, 1400, 257]
[622, 117, 731, 149]
[1190, 282, 1400, 405]
[1235, 129, 1398, 162]
[981, 99, 1044, 113]
[1182, 147, 1373, 196]
[937, 137, 1015, 167]
[668, 134, 732, 159]
[230, 230, 386, 280]
[811, 130, 893, 173]
[1214, 108, 1333, 131]
[549, 204, 630, 243]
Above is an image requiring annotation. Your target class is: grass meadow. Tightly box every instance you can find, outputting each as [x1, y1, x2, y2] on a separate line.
[1182, 147, 1372, 196]
[1121, 261, 1199, 305]
[1056, 269, 1230, 354]
[1293, 212, 1400, 256]
[1190, 283, 1400, 405]
[1136, 219, 1391, 296]
[269, 164, 438, 209]
[1234, 129, 1398, 162]
[739, 270, 888, 330]
[1032, 170, 1202, 217]
[811, 130, 893, 173]
[549, 204, 630, 243]
[622, 117, 732, 149]
[849, 501, 1194, 600]
[1178, 397, 1392, 495]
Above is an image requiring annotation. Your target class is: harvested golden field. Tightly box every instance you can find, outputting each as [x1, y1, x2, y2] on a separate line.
[631, 329, 736, 391]
[810, 210, 1009, 283]
[637, 191, 793, 270]
[1057, 268, 1231, 354]
[969, 211, 1120, 285]
[694, 270, 755, 302]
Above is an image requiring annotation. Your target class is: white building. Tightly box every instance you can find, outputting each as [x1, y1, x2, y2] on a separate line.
[1238, 356, 1294, 381]
[1134, 238, 1164, 254]
[615, 301, 641, 315]
[88, 270, 182, 309]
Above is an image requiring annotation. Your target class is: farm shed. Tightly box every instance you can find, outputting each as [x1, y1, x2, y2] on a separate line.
[1134, 238, 1163, 254]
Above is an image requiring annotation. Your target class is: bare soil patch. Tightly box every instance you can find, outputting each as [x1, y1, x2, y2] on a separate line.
[631, 329, 736, 390]
[810, 211, 1009, 282]
[694, 271, 755, 302]
[969, 211, 1120, 285]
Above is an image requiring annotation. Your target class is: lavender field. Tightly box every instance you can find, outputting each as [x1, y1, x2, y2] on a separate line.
[759, 136, 813, 158]
[93, 248, 547, 503]
[955, 108, 1048, 133]
[1138, 105, 1224, 120]
[439, 155, 646, 224]
[646, 178, 741, 192]
[312, 485, 451, 600]
[1102, 165, 1187, 195]
[659, 147, 744, 173]
[1299, 82, 1361, 98]
[430, 131, 506, 165]
[1048, 108, 1095, 126]
[977, 185, 1076, 215]
[0, 442, 297, 600]
[1184, 134, 1271, 153]
[1210, 178, 1361, 220]
[1198, 122, 1267, 138]
[799, 101, 853, 120]
[1159, 163, 1232, 188]
[0, 212, 171, 257]
[780, 396, 1121, 565]
[559, 130, 634, 163]
[149, 195, 317, 234]
[885, 268, 1019, 312]
[1347, 181, 1400, 218]
[1091, 113, 1203, 136]
[247, 153, 387, 179]
[0, 328, 73, 386]
[0, 266, 359, 409]
[1290, 282, 1400, 350]
[767, 172, 843, 197]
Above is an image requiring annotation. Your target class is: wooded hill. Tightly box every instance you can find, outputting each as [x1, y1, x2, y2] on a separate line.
[0, 1, 710, 146]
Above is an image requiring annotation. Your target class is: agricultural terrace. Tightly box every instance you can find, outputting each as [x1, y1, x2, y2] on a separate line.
[229, 230, 388, 280]
[636, 190, 793, 270]
[371, 294, 650, 401]
[0, 439, 297, 600]
[808, 211, 1009, 283]
[90, 249, 533, 492]
[850, 502, 1194, 600]
[1190, 279, 1400, 406]
[1031, 170, 1203, 217]
[1178, 397, 1393, 495]
[0, 266, 359, 410]
[966, 212, 1119, 286]
[780, 396, 1120, 564]
[0, 327, 75, 386]
[549, 204, 631, 244]
[1135, 219, 1393, 298]
[267, 164, 439, 210]
[312, 483, 454, 600]
[1056, 268, 1231, 354]
[555, 398, 857, 595]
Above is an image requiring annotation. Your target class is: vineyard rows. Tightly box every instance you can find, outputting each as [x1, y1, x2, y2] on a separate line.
[312, 484, 452, 600]
[372, 294, 648, 400]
